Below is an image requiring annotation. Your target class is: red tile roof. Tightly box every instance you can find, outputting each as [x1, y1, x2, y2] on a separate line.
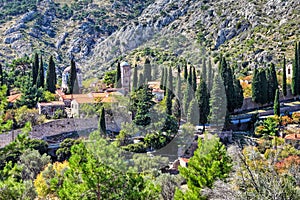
[285, 134, 300, 140]
[7, 93, 22, 103]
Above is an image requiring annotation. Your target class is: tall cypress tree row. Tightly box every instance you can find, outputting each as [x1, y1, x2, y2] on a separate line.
[45, 56, 56, 93]
[273, 89, 280, 116]
[98, 107, 106, 136]
[32, 52, 39, 86]
[196, 77, 209, 131]
[115, 62, 122, 88]
[132, 64, 138, 91]
[68, 58, 78, 94]
[282, 56, 287, 96]
[167, 65, 173, 93]
[192, 66, 197, 92]
[143, 57, 151, 82]
[209, 74, 227, 128]
[36, 56, 44, 89]
[292, 42, 298, 96]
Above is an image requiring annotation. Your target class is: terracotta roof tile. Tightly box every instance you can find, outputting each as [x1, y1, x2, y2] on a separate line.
[285, 134, 300, 140]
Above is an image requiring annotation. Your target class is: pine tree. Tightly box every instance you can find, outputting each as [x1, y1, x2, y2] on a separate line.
[67, 58, 78, 94]
[209, 74, 227, 128]
[144, 57, 151, 82]
[175, 135, 232, 200]
[192, 66, 197, 92]
[282, 56, 287, 96]
[274, 89, 280, 116]
[115, 62, 122, 88]
[36, 56, 44, 89]
[160, 67, 165, 90]
[187, 98, 199, 126]
[132, 64, 138, 91]
[292, 42, 298, 96]
[45, 56, 56, 93]
[196, 77, 209, 131]
[98, 107, 106, 135]
[32, 53, 39, 86]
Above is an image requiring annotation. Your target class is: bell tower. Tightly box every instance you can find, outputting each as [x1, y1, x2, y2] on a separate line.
[120, 61, 131, 94]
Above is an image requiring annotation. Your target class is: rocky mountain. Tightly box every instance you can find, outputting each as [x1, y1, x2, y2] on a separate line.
[0, 0, 299, 79]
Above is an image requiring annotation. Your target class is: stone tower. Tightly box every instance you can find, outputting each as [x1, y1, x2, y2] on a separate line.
[120, 61, 131, 94]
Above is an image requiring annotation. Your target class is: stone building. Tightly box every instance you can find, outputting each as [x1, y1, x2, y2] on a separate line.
[120, 61, 131, 94]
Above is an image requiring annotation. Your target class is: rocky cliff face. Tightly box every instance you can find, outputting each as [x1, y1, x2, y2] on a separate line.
[0, 0, 299, 78]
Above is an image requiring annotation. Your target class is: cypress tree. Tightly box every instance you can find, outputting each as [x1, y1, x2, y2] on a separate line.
[45, 56, 56, 93]
[274, 89, 280, 116]
[0, 63, 3, 86]
[183, 59, 188, 80]
[32, 52, 39, 86]
[165, 66, 173, 115]
[209, 74, 227, 128]
[187, 98, 199, 126]
[266, 63, 278, 103]
[163, 67, 168, 94]
[296, 42, 300, 95]
[196, 77, 210, 131]
[132, 64, 138, 91]
[219, 57, 235, 112]
[68, 58, 78, 94]
[173, 75, 182, 125]
[252, 68, 260, 103]
[259, 69, 268, 105]
[282, 56, 287, 96]
[207, 58, 213, 92]
[160, 67, 165, 90]
[36, 55, 44, 89]
[115, 62, 122, 88]
[188, 65, 193, 87]
[292, 42, 298, 96]
[192, 66, 197, 92]
[183, 80, 194, 116]
[233, 76, 244, 110]
[98, 107, 106, 136]
[137, 73, 144, 88]
[144, 57, 151, 82]
[202, 57, 207, 84]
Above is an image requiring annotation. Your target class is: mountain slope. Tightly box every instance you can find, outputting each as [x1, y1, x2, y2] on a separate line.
[0, 0, 299, 79]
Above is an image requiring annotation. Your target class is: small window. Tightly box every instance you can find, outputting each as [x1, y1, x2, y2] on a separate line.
[288, 68, 291, 75]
